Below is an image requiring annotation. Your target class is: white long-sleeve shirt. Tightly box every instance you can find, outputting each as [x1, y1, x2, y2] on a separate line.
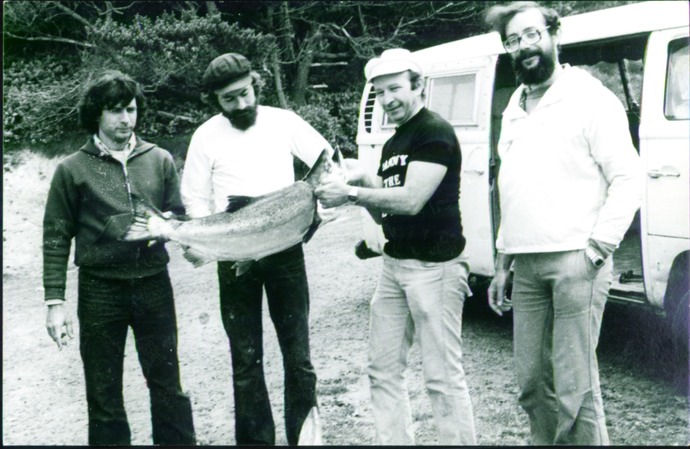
[495, 65, 644, 254]
[181, 105, 332, 218]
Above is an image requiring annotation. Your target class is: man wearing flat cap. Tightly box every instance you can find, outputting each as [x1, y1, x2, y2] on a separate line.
[181, 53, 332, 445]
[316, 48, 477, 445]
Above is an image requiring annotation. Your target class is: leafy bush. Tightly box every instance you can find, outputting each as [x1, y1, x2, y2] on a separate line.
[83, 11, 277, 137]
[3, 11, 278, 151]
[3, 55, 82, 147]
[297, 90, 362, 158]
[3, 10, 364, 158]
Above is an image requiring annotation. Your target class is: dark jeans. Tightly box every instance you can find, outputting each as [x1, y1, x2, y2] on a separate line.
[217, 244, 317, 446]
[78, 269, 195, 446]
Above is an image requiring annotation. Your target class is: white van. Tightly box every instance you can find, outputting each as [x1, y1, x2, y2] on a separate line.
[354, 1, 689, 354]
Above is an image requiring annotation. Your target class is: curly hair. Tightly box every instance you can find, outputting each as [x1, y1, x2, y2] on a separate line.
[78, 70, 146, 134]
[485, 1, 561, 41]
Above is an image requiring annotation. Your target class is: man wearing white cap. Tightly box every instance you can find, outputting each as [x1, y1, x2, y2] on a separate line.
[316, 48, 477, 445]
[181, 53, 331, 445]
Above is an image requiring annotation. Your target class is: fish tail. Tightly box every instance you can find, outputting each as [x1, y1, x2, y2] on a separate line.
[121, 195, 166, 241]
[297, 406, 323, 445]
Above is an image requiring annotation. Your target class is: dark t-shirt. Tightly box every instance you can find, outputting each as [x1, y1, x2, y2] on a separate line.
[377, 107, 465, 262]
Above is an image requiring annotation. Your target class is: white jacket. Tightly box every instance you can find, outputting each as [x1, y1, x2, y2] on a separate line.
[496, 65, 644, 254]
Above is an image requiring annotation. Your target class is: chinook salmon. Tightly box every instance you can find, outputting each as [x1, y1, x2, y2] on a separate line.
[121, 149, 343, 270]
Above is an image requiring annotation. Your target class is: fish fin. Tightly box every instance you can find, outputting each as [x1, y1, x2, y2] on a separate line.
[232, 261, 254, 277]
[225, 195, 253, 213]
[182, 246, 214, 267]
[333, 145, 344, 165]
[302, 212, 322, 244]
[121, 194, 164, 241]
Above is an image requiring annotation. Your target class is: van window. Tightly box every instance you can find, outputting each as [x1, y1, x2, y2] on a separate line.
[427, 73, 478, 125]
[665, 39, 689, 120]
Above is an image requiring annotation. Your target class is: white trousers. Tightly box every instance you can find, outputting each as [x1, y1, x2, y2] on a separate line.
[367, 254, 477, 445]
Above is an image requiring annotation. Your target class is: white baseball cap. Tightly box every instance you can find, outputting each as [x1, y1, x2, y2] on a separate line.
[364, 48, 423, 83]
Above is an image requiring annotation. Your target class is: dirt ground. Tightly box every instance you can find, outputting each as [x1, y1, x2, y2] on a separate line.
[3, 151, 689, 445]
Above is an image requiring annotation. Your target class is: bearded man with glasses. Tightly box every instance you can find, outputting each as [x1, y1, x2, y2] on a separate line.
[485, 2, 643, 445]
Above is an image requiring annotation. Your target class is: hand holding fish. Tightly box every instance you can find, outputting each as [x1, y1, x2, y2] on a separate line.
[46, 303, 74, 350]
[314, 180, 350, 209]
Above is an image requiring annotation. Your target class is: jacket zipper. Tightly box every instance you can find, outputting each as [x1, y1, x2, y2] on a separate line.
[121, 159, 134, 215]
[119, 153, 139, 260]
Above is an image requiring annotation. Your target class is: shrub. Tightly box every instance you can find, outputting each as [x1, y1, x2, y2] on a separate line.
[4, 11, 277, 151]
[83, 11, 276, 138]
[3, 55, 82, 147]
[297, 90, 362, 158]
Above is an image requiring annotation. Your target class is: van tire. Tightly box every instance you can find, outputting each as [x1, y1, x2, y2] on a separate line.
[663, 252, 689, 395]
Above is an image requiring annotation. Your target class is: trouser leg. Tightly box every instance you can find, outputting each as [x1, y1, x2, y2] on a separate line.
[513, 251, 611, 446]
[550, 250, 611, 445]
[131, 270, 195, 445]
[263, 245, 317, 446]
[78, 271, 132, 446]
[218, 261, 275, 445]
[367, 256, 415, 445]
[512, 254, 558, 445]
[405, 257, 476, 445]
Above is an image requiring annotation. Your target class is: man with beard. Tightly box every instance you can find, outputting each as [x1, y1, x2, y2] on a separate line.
[485, 2, 643, 445]
[180, 53, 331, 445]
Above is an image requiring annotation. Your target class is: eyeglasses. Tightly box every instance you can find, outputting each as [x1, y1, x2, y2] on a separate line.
[503, 27, 551, 53]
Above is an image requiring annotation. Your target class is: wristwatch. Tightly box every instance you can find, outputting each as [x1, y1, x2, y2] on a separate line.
[347, 187, 359, 204]
[585, 246, 605, 268]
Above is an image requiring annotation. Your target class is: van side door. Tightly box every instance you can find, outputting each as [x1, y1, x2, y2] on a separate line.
[639, 28, 690, 307]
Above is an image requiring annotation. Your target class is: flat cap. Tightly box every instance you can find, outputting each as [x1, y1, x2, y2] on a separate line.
[364, 48, 423, 82]
[202, 53, 252, 91]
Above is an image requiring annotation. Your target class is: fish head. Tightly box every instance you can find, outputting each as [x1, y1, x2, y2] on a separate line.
[304, 148, 347, 189]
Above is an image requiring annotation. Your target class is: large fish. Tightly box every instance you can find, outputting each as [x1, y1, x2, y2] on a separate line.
[121, 149, 343, 270]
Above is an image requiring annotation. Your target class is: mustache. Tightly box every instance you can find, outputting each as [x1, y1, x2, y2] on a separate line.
[515, 49, 541, 64]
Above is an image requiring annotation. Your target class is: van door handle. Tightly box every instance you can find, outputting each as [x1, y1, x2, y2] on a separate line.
[463, 169, 485, 175]
[648, 169, 681, 179]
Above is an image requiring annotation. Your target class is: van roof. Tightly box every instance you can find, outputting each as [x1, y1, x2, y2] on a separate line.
[414, 1, 689, 63]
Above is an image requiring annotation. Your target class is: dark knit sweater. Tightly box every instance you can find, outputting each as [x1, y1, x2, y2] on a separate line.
[42, 136, 184, 300]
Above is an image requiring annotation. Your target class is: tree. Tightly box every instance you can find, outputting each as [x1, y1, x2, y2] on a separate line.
[217, 1, 490, 106]
[3, 0, 641, 150]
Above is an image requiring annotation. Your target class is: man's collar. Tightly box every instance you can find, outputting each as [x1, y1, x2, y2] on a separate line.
[93, 133, 137, 157]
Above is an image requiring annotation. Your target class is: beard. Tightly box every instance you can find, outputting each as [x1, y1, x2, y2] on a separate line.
[512, 48, 556, 85]
[223, 106, 258, 130]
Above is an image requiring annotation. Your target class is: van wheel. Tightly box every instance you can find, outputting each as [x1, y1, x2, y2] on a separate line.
[664, 252, 689, 395]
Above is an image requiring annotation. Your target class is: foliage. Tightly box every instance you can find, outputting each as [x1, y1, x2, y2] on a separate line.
[296, 90, 362, 157]
[83, 10, 278, 137]
[3, 9, 277, 148]
[3, 54, 82, 147]
[3, 0, 643, 153]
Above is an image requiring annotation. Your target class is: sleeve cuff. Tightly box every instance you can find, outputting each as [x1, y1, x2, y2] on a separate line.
[45, 299, 66, 306]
